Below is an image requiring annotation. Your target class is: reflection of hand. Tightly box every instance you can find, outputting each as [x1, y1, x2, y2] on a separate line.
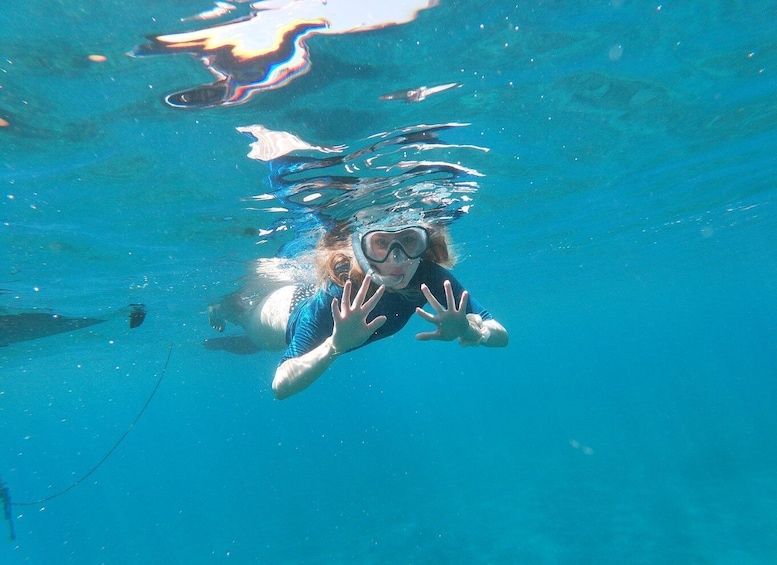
[331, 275, 387, 353]
[415, 280, 473, 342]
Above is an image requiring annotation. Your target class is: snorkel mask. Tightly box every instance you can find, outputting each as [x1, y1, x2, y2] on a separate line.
[351, 225, 430, 287]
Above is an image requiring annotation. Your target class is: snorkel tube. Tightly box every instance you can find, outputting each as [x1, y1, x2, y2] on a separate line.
[351, 232, 405, 288]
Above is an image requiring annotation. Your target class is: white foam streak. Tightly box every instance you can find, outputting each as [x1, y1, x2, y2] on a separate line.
[237, 125, 346, 161]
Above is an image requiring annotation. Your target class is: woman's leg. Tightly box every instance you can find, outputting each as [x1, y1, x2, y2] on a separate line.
[208, 291, 252, 332]
[242, 286, 295, 351]
[209, 285, 295, 351]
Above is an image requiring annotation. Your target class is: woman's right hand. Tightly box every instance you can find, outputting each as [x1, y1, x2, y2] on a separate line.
[330, 274, 387, 353]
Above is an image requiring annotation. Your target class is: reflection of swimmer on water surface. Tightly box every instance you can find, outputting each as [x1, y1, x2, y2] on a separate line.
[209, 221, 508, 399]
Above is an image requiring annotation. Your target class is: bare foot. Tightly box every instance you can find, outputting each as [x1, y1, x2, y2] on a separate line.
[208, 292, 255, 332]
[208, 303, 227, 332]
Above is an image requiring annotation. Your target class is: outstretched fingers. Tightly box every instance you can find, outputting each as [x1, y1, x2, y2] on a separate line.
[442, 280, 468, 313]
[330, 276, 388, 353]
[457, 289, 470, 313]
[341, 279, 354, 312]
[415, 306, 436, 323]
[362, 283, 385, 312]
[331, 297, 343, 321]
[415, 329, 438, 341]
[351, 274, 372, 309]
[422, 280, 468, 314]
[421, 283, 444, 313]
[366, 315, 387, 333]
[443, 280, 457, 311]
[415, 280, 472, 342]
[332, 276, 386, 324]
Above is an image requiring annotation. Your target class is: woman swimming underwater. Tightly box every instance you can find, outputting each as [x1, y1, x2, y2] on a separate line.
[209, 222, 508, 399]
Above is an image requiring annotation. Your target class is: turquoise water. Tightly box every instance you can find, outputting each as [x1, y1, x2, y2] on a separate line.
[2, 0, 777, 563]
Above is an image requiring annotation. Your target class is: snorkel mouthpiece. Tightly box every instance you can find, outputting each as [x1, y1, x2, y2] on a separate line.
[351, 232, 404, 287]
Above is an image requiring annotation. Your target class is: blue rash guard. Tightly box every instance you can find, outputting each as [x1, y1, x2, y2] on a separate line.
[279, 260, 492, 366]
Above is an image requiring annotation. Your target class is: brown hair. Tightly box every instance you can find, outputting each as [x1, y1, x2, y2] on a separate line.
[315, 222, 455, 289]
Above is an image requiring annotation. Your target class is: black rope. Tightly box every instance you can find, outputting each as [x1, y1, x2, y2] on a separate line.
[1, 343, 173, 540]
[0, 479, 14, 541]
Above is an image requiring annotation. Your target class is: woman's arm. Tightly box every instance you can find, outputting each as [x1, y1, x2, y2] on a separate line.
[460, 315, 509, 348]
[272, 276, 386, 400]
[483, 319, 509, 347]
[273, 336, 340, 400]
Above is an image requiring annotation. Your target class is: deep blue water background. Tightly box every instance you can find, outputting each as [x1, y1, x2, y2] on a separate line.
[2, 0, 777, 563]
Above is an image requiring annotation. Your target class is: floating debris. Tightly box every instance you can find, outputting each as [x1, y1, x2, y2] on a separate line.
[181, 1, 237, 22]
[379, 82, 462, 103]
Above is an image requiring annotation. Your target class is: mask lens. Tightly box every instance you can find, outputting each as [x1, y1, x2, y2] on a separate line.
[361, 227, 429, 263]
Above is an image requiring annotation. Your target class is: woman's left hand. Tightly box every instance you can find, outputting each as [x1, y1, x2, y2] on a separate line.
[415, 280, 473, 341]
